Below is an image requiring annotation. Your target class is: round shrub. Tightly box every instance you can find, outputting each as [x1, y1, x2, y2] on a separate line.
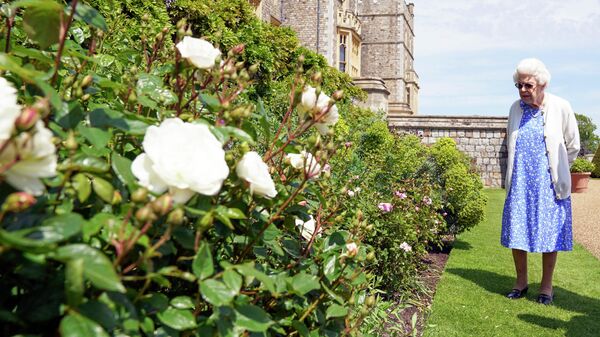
[593, 146, 600, 178]
[427, 138, 487, 235]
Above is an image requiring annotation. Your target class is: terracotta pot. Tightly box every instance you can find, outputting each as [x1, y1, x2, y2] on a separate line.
[571, 172, 592, 193]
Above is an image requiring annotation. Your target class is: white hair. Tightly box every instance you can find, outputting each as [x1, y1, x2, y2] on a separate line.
[513, 58, 551, 86]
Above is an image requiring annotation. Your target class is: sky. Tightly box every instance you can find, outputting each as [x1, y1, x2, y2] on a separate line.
[411, 0, 600, 133]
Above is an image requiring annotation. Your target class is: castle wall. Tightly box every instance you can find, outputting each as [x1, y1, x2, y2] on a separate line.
[389, 115, 509, 187]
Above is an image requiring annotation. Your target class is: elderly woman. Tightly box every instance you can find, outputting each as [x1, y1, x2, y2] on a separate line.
[501, 58, 580, 305]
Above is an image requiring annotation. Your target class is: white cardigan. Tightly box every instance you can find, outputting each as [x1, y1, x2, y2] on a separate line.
[506, 93, 580, 199]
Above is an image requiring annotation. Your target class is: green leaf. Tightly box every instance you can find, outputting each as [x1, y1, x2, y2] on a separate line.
[170, 296, 195, 310]
[72, 27, 86, 44]
[55, 101, 85, 129]
[73, 2, 107, 31]
[323, 255, 340, 282]
[192, 242, 214, 280]
[21, 0, 61, 49]
[219, 126, 255, 145]
[111, 153, 138, 191]
[234, 304, 273, 332]
[199, 92, 221, 112]
[65, 258, 84, 307]
[321, 282, 344, 305]
[58, 153, 110, 173]
[222, 269, 242, 294]
[78, 125, 110, 149]
[256, 98, 271, 143]
[140, 293, 169, 314]
[90, 175, 115, 203]
[72, 173, 92, 203]
[215, 211, 234, 230]
[35, 79, 62, 110]
[136, 73, 177, 105]
[325, 303, 348, 319]
[0, 213, 84, 252]
[215, 205, 246, 221]
[199, 279, 236, 307]
[234, 263, 276, 294]
[86, 213, 116, 241]
[78, 300, 117, 332]
[291, 272, 320, 295]
[54, 244, 125, 293]
[59, 311, 110, 337]
[157, 308, 197, 331]
[292, 321, 310, 337]
[89, 107, 150, 135]
[95, 54, 115, 67]
[0, 53, 45, 82]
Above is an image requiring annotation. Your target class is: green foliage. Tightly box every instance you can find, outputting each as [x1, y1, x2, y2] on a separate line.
[571, 157, 595, 173]
[575, 113, 600, 155]
[593, 145, 600, 178]
[0, 1, 376, 336]
[427, 138, 487, 234]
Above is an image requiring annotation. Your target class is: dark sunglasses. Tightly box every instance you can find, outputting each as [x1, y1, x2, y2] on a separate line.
[514, 82, 535, 90]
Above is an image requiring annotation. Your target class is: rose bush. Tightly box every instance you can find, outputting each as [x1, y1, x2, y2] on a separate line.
[0, 2, 377, 336]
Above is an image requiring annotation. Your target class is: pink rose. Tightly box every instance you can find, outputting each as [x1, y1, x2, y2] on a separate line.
[378, 202, 393, 213]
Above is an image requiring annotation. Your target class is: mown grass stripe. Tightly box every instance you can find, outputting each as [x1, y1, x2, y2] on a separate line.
[423, 189, 600, 337]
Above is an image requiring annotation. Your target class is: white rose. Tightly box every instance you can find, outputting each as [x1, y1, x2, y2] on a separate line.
[0, 121, 57, 195]
[295, 215, 322, 241]
[287, 150, 321, 179]
[299, 86, 318, 115]
[298, 85, 338, 135]
[400, 242, 412, 252]
[176, 36, 222, 69]
[0, 77, 21, 142]
[131, 118, 229, 204]
[314, 104, 339, 135]
[236, 151, 277, 198]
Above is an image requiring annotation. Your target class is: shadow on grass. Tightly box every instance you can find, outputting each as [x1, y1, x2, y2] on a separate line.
[446, 268, 600, 337]
[451, 240, 472, 251]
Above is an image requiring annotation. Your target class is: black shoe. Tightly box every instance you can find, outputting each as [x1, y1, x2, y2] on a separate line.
[537, 293, 554, 305]
[506, 287, 528, 299]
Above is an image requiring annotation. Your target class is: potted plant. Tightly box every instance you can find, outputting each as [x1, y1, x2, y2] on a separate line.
[570, 157, 596, 193]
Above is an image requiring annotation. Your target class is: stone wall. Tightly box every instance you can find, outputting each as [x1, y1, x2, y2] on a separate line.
[388, 115, 509, 187]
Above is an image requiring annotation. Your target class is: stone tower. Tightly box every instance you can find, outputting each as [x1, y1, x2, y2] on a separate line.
[252, 0, 419, 116]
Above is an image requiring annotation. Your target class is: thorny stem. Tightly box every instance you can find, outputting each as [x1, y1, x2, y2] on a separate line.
[114, 219, 152, 268]
[4, 11, 15, 53]
[264, 73, 301, 160]
[51, 0, 79, 86]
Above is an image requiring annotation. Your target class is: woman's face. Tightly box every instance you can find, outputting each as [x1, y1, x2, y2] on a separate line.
[516, 74, 545, 107]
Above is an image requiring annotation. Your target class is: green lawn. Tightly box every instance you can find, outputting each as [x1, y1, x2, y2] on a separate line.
[423, 189, 600, 337]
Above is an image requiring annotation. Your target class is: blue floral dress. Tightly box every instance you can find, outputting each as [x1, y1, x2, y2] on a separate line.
[501, 101, 573, 252]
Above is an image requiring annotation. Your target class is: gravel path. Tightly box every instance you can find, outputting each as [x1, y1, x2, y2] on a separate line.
[571, 178, 600, 259]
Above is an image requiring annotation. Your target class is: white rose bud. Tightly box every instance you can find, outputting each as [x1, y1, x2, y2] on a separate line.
[236, 151, 278, 198]
[346, 242, 358, 257]
[287, 151, 321, 179]
[176, 36, 222, 69]
[298, 85, 339, 135]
